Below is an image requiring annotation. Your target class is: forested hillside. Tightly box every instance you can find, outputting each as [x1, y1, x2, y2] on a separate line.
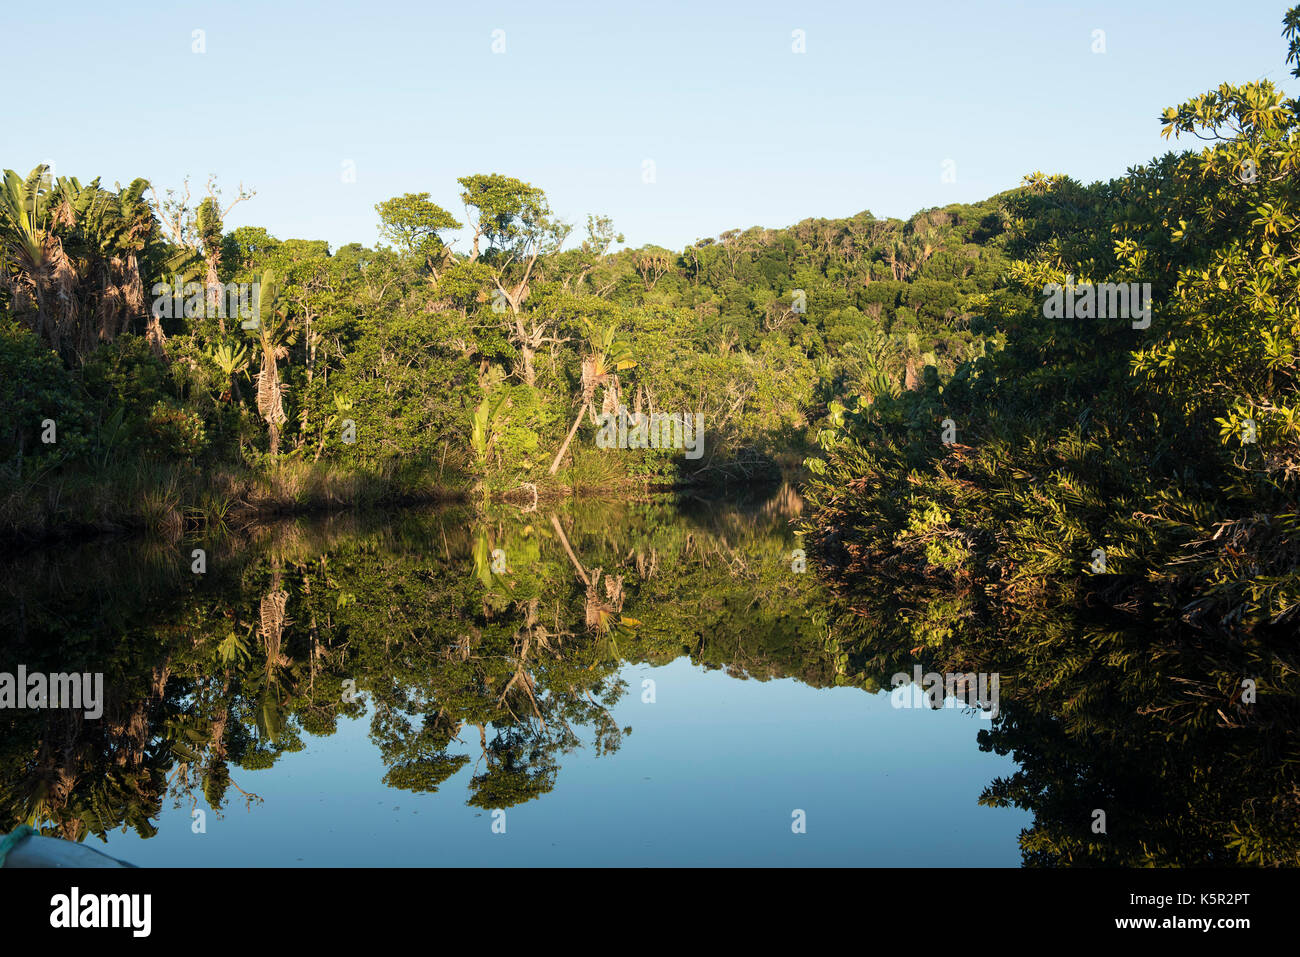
[797, 7, 1300, 864]
[1, 159, 1013, 538]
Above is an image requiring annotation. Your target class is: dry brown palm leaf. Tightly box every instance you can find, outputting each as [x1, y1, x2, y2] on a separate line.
[585, 596, 618, 632]
[54, 762, 79, 804]
[600, 381, 620, 418]
[123, 254, 145, 312]
[603, 573, 624, 610]
[53, 198, 76, 230]
[47, 240, 77, 313]
[581, 354, 600, 404]
[256, 367, 288, 426]
[209, 713, 229, 759]
[584, 568, 618, 632]
[145, 311, 168, 357]
[259, 588, 289, 648]
[96, 289, 120, 340]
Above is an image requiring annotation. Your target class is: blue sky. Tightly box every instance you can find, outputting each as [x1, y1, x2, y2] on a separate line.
[6, 0, 1295, 253]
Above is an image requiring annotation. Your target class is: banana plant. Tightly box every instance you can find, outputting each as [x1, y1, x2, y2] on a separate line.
[472, 389, 510, 468]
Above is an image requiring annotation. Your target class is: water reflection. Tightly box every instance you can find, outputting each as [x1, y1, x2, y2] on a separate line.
[0, 489, 835, 839]
[813, 528, 1300, 866]
[1, 485, 1293, 865]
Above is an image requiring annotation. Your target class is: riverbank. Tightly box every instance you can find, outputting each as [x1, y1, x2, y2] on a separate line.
[0, 459, 470, 547]
[1, 453, 795, 548]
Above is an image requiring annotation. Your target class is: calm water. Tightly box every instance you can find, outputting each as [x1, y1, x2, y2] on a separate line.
[98, 659, 1027, 867]
[0, 490, 1033, 865]
[12, 487, 1293, 866]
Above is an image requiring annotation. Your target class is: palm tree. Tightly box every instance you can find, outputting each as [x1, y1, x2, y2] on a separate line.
[0, 166, 61, 346]
[250, 270, 294, 456]
[57, 174, 188, 356]
[1, 166, 193, 359]
[547, 319, 636, 475]
[207, 340, 251, 402]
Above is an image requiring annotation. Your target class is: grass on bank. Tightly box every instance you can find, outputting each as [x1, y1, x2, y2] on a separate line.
[0, 458, 471, 544]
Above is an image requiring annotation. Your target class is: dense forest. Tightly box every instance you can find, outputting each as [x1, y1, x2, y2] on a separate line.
[1, 143, 1009, 538]
[799, 11, 1300, 861]
[2, 4, 1299, 867]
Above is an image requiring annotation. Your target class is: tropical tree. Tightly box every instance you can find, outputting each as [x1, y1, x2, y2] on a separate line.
[0, 166, 60, 347]
[548, 317, 636, 474]
[458, 174, 570, 385]
[207, 340, 251, 403]
[249, 269, 295, 456]
[375, 192, 461, 277]
[1, 166, 191, 359]
[151, 176, 254, 336]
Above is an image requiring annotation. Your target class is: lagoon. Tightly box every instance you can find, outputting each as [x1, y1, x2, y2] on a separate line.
[1, 493, 1030, 866]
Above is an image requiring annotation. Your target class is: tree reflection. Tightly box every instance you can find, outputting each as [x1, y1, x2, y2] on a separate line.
[5, 489, 1291, 865]
[0, 493, 830, 838]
